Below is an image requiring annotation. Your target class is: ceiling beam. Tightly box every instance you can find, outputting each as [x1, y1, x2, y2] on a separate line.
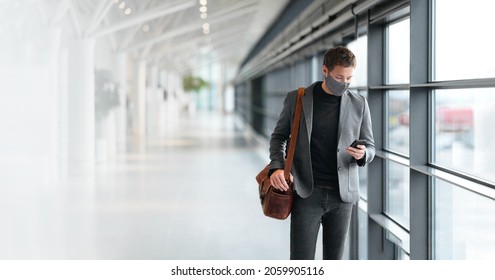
[68, 0, 82, 38]
[120, 25, 142, 50]
[151, 33, 245, 66]
[91, 0, 196, 38]
[85, 0, 114, 36]
[146, 21, 251, 62]
[123, 6, 257, 52]
[155, 35, 246, 74]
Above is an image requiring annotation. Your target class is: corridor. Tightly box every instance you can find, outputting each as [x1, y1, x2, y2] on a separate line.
[0, 111, 290, 259]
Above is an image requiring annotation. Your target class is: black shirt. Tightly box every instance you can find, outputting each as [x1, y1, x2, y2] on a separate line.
[311, 82, 341, 186]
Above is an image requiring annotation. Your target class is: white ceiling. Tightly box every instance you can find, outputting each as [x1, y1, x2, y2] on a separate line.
[0, 0, 289, 74]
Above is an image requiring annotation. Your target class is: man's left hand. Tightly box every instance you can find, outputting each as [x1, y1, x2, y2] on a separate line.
[346, 145, 366, 160]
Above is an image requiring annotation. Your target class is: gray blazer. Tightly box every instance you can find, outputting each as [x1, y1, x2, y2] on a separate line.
[269, 82, 375, 203]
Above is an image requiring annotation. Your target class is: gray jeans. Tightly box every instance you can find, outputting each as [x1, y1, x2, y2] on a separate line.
[290, 186, 353, 260]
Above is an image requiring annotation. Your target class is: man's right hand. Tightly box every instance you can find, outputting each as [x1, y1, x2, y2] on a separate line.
[269, 169, 293, 192]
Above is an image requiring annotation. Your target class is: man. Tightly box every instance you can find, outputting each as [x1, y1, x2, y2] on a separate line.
[269, 46, 375, 260]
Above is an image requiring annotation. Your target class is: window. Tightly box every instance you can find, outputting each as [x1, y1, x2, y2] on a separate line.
[386, 18, 410, 85]
[358, 208, 368, 260]
[432, 89, 495, 184]
[433, 179, 495, 259]
[347, 35, 368, 88]
[386, 90, 409, 156]
[384, 18, 410, 228]
[385, 161, 410, 228]
[434, 0, 495, 81]
[431, 0, 495, 260]
[385, 18, 410, 156]
[358, 160, 368, 200]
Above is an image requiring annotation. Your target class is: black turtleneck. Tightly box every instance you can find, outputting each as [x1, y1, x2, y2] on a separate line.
[311, 82, 341, 186]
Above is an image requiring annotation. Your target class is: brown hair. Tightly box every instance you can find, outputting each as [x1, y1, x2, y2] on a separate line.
[323, 46, 356, 71]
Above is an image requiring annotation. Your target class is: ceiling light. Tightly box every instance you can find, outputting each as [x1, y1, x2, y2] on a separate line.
[200, 13, 207, 19]
[119, 2, 125, 9]
[142, 25, 150, 32]
[199, 6, 207, 13]
[202, 22, 210, 35]
[125, 8, 131, 15]
[199, 0, 207, 5]
[113, 0, 119, 3]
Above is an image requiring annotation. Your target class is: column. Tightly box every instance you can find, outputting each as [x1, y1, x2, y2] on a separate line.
[67, 38, 96, 165]
[0, 25, 62, 184]
[158, 69, 180, 136]
[129, 60, 147, 147]
[147, 65, 159, 139]
[114, 53, 127, 152]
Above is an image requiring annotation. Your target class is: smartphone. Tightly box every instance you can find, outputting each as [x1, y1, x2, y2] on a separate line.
[350, 139, 367, 148]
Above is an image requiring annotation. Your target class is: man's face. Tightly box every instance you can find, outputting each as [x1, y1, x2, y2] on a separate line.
[323, 65, 355, 83]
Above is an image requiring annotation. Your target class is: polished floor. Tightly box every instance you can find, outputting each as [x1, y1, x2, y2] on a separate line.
[0, 111, 291, 259]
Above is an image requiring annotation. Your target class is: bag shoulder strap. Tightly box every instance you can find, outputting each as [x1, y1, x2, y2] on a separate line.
[283, 87, 304, 181]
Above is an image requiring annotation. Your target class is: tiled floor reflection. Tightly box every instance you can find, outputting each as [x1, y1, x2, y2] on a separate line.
[0, 111, 290, 259]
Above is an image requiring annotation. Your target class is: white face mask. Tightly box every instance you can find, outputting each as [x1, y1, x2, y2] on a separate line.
[325, 74, 350, 96]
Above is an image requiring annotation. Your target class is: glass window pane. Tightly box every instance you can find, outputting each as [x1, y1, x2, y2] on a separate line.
[434, 0, 495, 81]
[386, 90, 409, 156]
[358, 208, 368, 260]
[386, 18, 410, 84]
[347, 35, 368, 87]
[385, 161, 410, 228]
[433, 179, 495, 259]
[359, 166, 368, 201]
[433, 89, 495, 184]
[358, 90, 369, 200]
